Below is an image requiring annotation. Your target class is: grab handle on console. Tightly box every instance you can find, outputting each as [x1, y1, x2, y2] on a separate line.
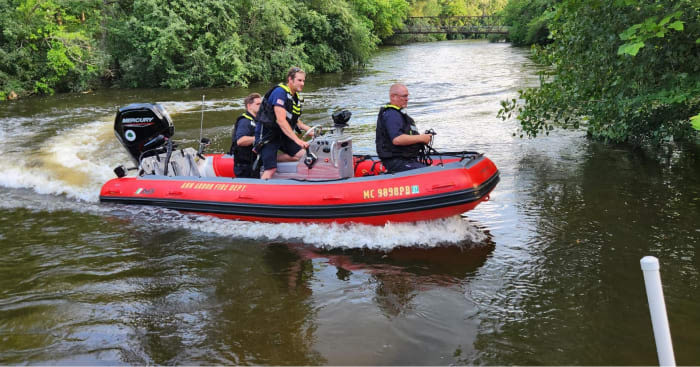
[330, 141, 337, 167]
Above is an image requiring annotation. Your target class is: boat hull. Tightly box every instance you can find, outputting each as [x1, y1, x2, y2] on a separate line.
[100, 154, 499, 225]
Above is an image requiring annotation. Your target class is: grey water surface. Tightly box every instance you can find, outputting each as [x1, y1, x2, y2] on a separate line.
[0, 40, 698, 365]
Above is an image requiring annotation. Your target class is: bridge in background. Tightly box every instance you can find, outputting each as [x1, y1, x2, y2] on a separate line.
[394, 16, 508, 36]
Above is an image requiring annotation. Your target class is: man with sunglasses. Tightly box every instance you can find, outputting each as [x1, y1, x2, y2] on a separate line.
[254, 67, 314, 180]
[375, 83, 433, 173]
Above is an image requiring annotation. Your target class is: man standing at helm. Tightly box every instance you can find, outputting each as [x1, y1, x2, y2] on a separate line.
[254, 67, 314, 180]
[375, 83, 433, 173]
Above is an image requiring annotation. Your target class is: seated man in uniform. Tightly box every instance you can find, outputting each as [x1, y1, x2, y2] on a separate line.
[375, 83, 433, 173]
[230, 93, 262, 178]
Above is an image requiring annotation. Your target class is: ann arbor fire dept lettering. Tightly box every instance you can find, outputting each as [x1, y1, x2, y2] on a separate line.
[180, 182, 247, 191]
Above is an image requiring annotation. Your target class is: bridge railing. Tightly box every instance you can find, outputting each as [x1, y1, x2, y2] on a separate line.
[395, 16, 508, 35]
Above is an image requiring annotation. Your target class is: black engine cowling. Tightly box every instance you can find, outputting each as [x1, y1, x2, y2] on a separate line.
[114, 103, 174, 165]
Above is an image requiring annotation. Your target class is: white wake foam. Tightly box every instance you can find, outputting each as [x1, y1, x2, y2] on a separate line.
[0, 119, 123, 202]
[0, 100, 209, 202]
[172, 213, 489, 249]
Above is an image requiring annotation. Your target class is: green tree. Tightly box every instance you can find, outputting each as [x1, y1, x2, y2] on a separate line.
[351, 0, 410, 39]
[1, 0, 388, 98]
[409, 0, 442, 16]
[499, 0, 700, 144]
[4, 0, 490, 99]
[297, 0, 376, 72]
[500, 0, 555, 46]
[231, 0, 312, 83]
[1, 0, 105, 98]
[107, 0, 245, 88]
[479, 0, 509, 16]
[409, 0, 507, 17]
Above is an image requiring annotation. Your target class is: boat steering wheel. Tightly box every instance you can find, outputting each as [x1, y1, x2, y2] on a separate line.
[302, 125, 323, 140]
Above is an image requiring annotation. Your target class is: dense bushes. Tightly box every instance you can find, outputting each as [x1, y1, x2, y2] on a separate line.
[390, 0, 507, 43]
[0, 0, 513, 99]
[106, 0, 246, 88]
[0, 0, 107, 97]
[499, 0, 700, 144]
[500, 0, 554, 46]
[0, 0, 406, 98]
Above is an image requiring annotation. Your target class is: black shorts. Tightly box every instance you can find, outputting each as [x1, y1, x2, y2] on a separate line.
[259, 134, 302, 170]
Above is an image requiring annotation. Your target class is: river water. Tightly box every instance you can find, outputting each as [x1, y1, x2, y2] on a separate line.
[1, 40, 698, 365]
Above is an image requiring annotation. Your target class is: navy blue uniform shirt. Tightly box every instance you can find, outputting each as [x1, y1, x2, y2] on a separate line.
[234, 116, 255, 142]
[382, 108, 409, 142]
[268, 87, 289, 109]
[253, 86, 293, 140]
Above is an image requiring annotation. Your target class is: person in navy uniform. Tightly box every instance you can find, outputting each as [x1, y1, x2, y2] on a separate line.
[254, 67, 314, 180]
[230, 93, 262, 178]
[375, 84, 433, 173]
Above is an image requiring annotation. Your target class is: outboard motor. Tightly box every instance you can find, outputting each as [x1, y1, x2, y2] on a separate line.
[114, 103, 174, 166]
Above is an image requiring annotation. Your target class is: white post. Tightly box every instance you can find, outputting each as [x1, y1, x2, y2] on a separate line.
[640, 256, 676, 367]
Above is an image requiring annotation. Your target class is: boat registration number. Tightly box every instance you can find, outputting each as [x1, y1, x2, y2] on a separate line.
[363, 185, 419, 199]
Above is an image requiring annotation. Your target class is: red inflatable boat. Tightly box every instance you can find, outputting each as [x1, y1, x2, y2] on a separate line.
[100, 103, 499, 225]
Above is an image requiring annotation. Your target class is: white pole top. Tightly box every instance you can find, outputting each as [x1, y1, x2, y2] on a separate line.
[641, 256, 660, 271]
[640, 255, 675, 366]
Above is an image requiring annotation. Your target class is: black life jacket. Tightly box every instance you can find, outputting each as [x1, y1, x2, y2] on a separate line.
[230, 112, 256, 164]
[375, 104, 423, 159]
[256, 83, 303, 131]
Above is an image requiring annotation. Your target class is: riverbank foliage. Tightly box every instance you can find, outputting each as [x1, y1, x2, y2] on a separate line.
[0, 0, 402, 99]
[0, 0, 509, 100]
[499, 0, 700, 144]
[0, 0, 511, 100]
[390, 0, 507, 43]
[500, 0, 554, 46]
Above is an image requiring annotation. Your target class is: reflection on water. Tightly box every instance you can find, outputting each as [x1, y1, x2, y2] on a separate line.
[1, 40, 699, 365]
[276, 240, 495, 365]
[210, 243, 324, 365]
[465, 142, 700, 365]
[288, 236, 494, 315]
[0, 207, 495, 365]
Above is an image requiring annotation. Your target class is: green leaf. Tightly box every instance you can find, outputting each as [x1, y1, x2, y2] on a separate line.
[692, 114, 700, 131]
[619, 24, 641, 40]
[617, 41, 645, 56]
[668, 21, 684, 31]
